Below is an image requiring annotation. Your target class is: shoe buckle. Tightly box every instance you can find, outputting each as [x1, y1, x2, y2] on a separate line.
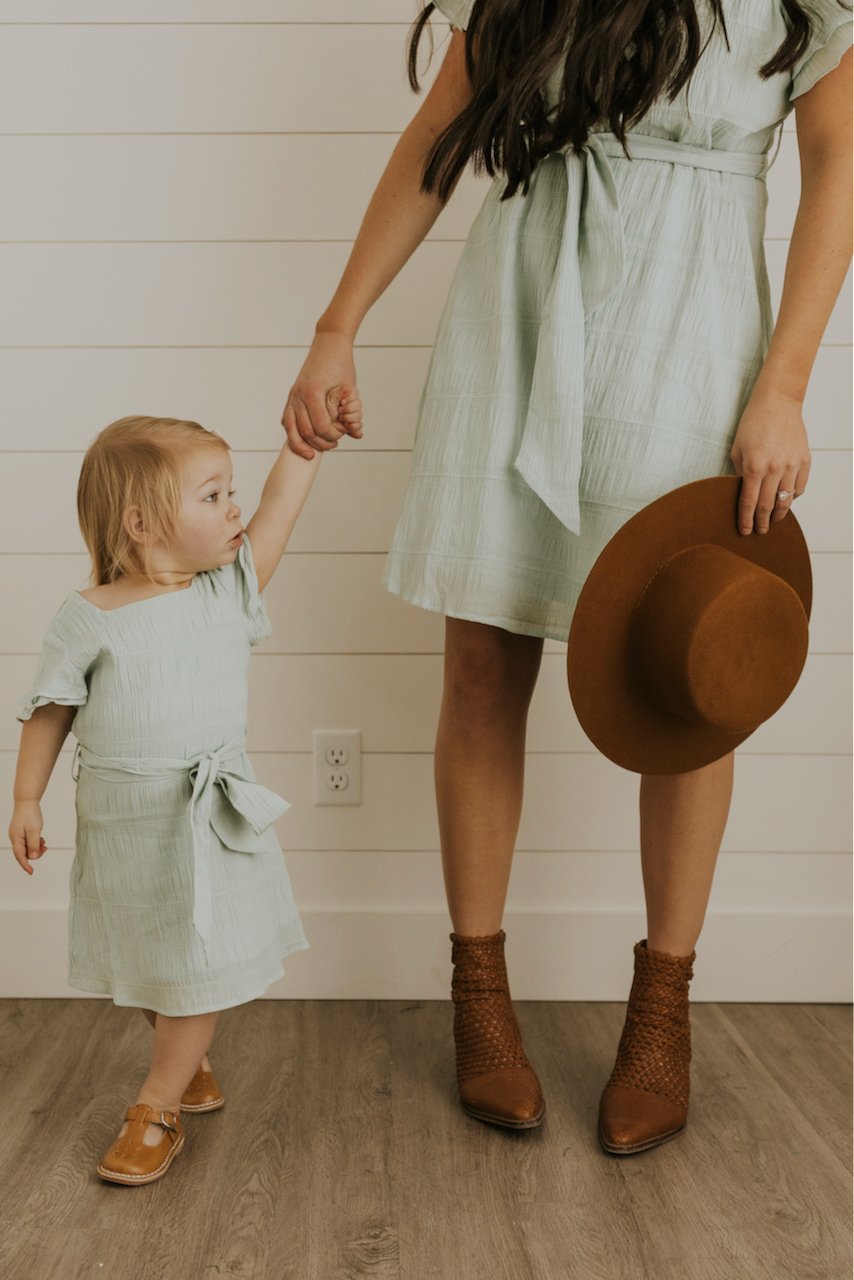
[158, 1110, 178, 1131]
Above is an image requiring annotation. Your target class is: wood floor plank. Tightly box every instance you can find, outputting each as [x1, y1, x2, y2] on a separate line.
[0, 998, 848, 1280]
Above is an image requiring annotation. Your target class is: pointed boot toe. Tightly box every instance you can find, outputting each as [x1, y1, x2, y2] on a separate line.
[460, 1065, 545, 1129]
[597, 938, 696, 1156]
[450, 930, 545, 1131]
[598, 1083, 686, 1154]
[180, 1065, 225, 1113]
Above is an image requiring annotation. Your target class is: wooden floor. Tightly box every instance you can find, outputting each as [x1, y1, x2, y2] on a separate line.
[0, 999, 849, 1280]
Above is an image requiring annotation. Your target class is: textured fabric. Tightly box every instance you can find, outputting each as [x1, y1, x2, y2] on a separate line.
[18, 534, 308, 1016]
[384, 0, 853, 642]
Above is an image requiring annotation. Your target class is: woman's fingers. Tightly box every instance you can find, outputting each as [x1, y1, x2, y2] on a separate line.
[282, 399, 315, 460]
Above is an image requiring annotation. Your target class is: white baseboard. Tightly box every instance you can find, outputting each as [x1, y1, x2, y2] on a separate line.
[1, 908, 850, 1002]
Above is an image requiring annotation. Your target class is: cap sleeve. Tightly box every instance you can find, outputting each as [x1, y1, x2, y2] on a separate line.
[17, 596, 100, 723]
[432, 0, 473, 31]
[220, 531, 272, 648]
[788, 1, 853, 101]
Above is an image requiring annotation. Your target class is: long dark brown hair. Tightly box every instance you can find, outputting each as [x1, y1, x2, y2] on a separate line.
[408, 0, 851, 201]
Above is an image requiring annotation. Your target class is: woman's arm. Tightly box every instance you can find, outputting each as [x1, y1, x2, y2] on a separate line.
[282, 29, 474, 458]
[9, 702, 76, 874]
[730, 45, 852, 535]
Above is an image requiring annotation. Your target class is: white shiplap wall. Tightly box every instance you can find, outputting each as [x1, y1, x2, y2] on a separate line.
[0, 2, 851, 1002]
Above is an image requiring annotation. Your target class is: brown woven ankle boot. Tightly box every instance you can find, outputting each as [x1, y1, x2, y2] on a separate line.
[598, 938, 695, 1155]
[450, 929, 545, 1129]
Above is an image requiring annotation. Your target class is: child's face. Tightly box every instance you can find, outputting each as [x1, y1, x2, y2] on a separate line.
[170, 445, 243, 571]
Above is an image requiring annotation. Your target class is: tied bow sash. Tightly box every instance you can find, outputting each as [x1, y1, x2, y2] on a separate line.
[513, 130, 772, 535]
[72, 734, 289, 941]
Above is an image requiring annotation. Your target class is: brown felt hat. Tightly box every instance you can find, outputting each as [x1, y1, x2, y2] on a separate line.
[567, 476, 812, 774]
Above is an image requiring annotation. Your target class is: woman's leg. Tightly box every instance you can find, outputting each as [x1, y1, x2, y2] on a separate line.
[435, 618, 544, 934]
[598, 750, 736, 1153]
[640, 750, 735, 955]
[436, 618, 547, 1127]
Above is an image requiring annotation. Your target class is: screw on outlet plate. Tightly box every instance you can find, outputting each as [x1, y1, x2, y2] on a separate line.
[313, 730, 362, 806]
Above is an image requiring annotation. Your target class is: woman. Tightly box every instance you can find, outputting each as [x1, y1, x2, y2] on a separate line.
[281, 0, 852, 1152]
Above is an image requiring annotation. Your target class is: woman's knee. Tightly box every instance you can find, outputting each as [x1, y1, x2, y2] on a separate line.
[442, 617, 543, 719]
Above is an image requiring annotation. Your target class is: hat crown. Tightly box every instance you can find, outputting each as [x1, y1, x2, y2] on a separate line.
[628, 544, 809, 734]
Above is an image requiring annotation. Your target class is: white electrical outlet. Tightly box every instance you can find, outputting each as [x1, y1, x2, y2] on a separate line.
[313, 730, 362, 806]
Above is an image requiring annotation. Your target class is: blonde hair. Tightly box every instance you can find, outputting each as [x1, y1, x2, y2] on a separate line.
[77, 415, 231, 585]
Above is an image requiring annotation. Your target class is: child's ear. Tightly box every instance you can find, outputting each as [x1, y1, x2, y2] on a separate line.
[123, 505, 148, 544]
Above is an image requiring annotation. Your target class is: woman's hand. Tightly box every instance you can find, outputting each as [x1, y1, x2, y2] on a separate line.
[282, 331, 364, 459]
[9, 799, 47, 875]
[729, 387, 811, 535]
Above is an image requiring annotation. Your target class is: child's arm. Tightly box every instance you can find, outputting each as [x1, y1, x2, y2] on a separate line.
[247, 386, 363, 592]
[245, 445, 323, 594]
[8, 703, 76, 875]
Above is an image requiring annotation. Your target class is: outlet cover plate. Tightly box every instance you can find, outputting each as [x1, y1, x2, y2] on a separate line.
[313, 729, 362, 806]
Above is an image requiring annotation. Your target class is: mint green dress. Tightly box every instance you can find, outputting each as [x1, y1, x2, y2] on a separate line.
[383, 0, 852, 641]
[17, 534, 308, 1016]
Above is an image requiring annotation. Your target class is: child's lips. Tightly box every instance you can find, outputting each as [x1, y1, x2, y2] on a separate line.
[229, 530, 244, 546]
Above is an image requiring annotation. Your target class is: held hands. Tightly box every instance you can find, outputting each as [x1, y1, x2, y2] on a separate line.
[9, 800, 47, 875]
[281, 331, 364, 460]
[729, 386, 810, 535]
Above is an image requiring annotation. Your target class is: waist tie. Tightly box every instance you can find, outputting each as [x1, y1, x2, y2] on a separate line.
[72, 735, 290, 942]
[512, 130, 771, 535]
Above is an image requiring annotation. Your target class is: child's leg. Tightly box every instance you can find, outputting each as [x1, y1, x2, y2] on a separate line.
[119, 1012, 217, 1146]
[139, 1007, 212, 1073]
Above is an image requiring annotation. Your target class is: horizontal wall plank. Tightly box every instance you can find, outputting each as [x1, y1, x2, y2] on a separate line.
[0, 25, 444, 134]
[0, 131, 801, 241]
[2, 242, 849, 348]
[0, 549, 848, 657]
[3, 240, 852, 351]
[0, 136, 491, 242]
[1, 450, 849, 556]
[1, 653, 850, 754]
[1, 848, 848, 918]
[0, 751, 849, 865]
[0, 348, 436, 452]
[0, 3, 430, 25]
[0, 907, 848, 1001]
[1, 345, 850, 453]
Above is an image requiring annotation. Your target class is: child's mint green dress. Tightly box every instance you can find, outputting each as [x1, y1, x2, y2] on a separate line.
[383, 0, 852, 641]
[17, 534, 308, 1016]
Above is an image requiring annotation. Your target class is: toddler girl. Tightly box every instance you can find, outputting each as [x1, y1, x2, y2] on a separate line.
[8, 394, 362, 1185]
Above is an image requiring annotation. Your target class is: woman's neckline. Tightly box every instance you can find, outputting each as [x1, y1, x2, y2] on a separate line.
[73, 576, 197, 614]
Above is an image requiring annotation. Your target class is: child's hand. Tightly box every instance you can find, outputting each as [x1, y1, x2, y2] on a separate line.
[9, 800, 47, 875]
[325, 384, 364, 444]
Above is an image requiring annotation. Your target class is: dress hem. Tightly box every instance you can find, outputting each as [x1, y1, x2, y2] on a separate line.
[66, 937, 310, 1017]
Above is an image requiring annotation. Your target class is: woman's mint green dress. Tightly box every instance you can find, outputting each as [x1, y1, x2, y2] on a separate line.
[17, 534, 308, 1016]
[383, 0, 852, 641]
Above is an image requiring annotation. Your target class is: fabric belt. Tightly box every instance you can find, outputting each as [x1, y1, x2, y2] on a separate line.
[72, 735, 290, 942]
[512, 130, 771, 534]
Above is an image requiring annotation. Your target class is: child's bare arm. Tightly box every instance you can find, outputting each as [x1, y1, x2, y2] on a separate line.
[245, 445, 323, 593]
[9, 703, 75, 874]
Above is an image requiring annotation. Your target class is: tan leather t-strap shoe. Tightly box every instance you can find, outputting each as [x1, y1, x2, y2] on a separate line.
[180, 1065, 225, 1112]
[97, 1103, 185, 1185]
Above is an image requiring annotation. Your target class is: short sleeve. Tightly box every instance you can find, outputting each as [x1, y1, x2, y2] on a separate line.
[432, 0, 473, 31]
[17, 596, 100, 723]
[230, 531, 272, 647]
[788, 1, 853, 101]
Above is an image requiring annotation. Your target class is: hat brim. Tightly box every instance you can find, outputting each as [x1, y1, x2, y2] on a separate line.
[567, 476, 812, 774]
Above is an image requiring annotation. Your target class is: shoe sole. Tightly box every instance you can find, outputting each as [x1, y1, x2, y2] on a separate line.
[597, 1123, 685, 1155]
[461, 1101, 546, 1130]
[179, 1097, 225, 1113]
[96, 1132, 185, 1185]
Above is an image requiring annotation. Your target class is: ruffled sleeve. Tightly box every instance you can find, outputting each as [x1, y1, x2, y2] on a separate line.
[788, 0, 853, 101]
[432, 0, 473, 31]
[227, 531, 273, 648]
[17, 596, 101, 723]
